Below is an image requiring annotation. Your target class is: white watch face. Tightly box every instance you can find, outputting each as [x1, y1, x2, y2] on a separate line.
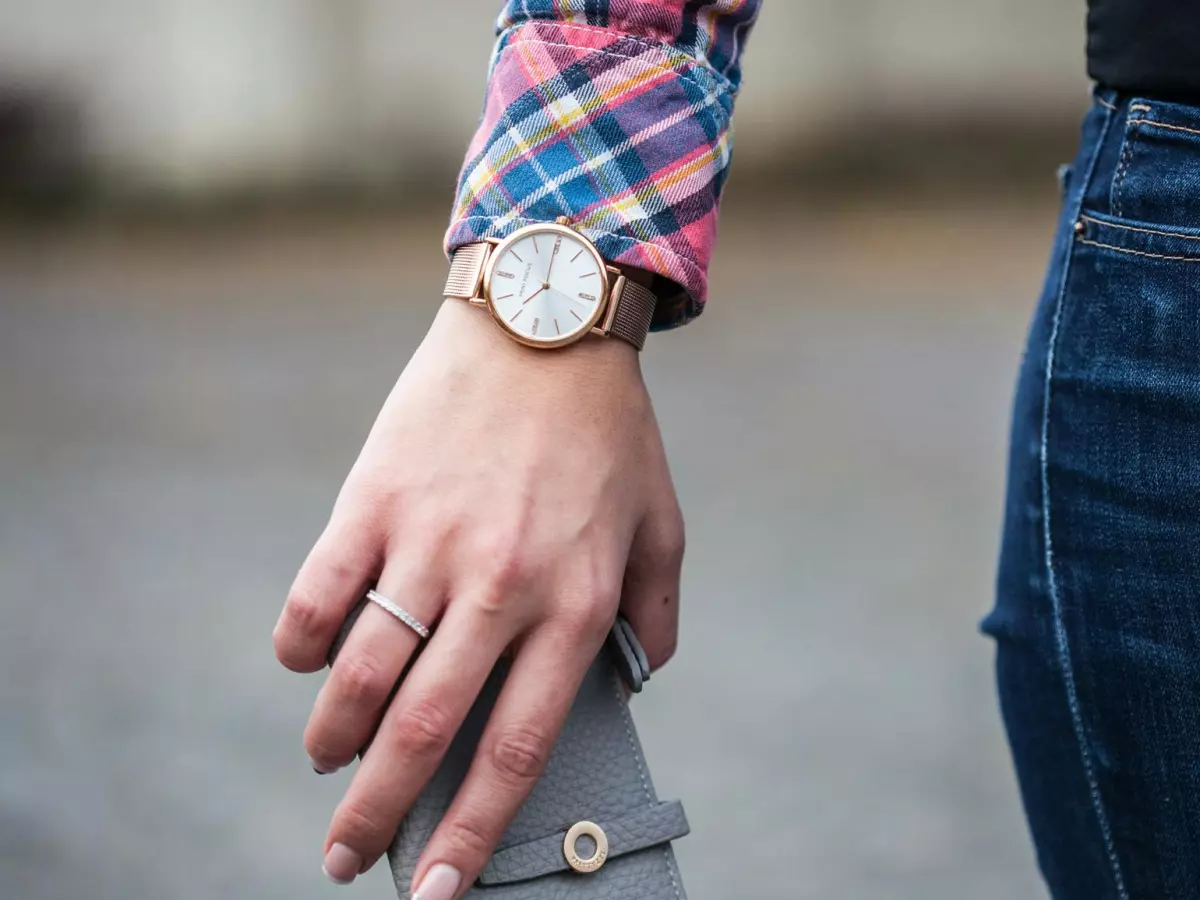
[486, 226, 607, 346]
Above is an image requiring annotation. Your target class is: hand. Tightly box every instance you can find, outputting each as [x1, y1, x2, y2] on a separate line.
[272, 298, 684, 896]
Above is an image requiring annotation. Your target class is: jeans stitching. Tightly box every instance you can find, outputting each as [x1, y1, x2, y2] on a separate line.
[1041, 103, 1130, 900]
[1112, 120, 1136, 219]
[1080, 214, 1200, 243]
[1077, 238, 1200, 263]
[1126, 118, 1200, 139]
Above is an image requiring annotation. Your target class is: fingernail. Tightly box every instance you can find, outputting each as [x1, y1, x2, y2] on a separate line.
[323, 843, 364, 885]
[310, 758, 339, 775]
[412, 863, 462, 900]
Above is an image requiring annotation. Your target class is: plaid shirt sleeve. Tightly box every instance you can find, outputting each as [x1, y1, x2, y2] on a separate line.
[445, 1, 761, 329]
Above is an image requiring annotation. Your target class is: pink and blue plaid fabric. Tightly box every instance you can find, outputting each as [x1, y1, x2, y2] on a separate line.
[445, 1, 761, 328]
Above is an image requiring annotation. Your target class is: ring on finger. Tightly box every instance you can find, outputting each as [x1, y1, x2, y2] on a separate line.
[366, 589, 431, 640]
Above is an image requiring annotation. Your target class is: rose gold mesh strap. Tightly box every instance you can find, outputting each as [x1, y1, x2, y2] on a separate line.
[607, 277, 656, 351]
[444, 242, 491, 299]
[444, 241, 657, 350]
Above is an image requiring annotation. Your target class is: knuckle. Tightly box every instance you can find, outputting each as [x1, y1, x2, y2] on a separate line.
[564, 571, 621, 640]
[473, 563, 531, 618]
[275, 594, 333, 671]
[335, 652, 392, 705]
[472, 583, 513, 618]
[477, 533, 532, 596]
[490, 725, 552, 782]
[576, 597, 617, 642]
[336, 801, 390, 849]
[304, 734, 347, 769]
[283, 586, 330, 636]
[322, 553, 367, 586]
[588, 568, 624, 606]
[387, 699, 454, 760]
[441, 814, 496, 862]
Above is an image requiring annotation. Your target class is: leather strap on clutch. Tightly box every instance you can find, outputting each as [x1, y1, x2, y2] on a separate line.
[478, 800, 689, 886]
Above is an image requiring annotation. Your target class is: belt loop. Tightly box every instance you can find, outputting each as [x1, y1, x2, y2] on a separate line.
[1092, 84, 1120, 113]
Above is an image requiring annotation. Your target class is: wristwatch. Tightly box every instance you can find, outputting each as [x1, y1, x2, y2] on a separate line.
[443, 217, 657, 350]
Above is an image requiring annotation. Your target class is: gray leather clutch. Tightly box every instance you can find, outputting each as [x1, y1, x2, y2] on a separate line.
[330, 605, 690, 899]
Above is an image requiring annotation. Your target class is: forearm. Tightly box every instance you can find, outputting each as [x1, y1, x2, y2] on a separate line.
[283, 5, 761, 896]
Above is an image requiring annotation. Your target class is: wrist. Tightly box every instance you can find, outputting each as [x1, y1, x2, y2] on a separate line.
[444, 219, 656, 352]
[428, 298, 643, 387]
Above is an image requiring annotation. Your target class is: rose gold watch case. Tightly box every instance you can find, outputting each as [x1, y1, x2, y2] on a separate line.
[481, 221, 611, 350]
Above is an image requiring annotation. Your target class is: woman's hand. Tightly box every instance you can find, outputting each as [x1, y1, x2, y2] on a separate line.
[272, 298, 684, 896]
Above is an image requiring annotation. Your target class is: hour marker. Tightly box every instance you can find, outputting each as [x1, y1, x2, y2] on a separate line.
[495, 271, 515, 279]
[510, 250, 524, 263]
[571, 249, 585, 262]
[579, 272, 596, 278]
[578, 292, 597, 302]
[532, 317, 540, 335]
[570, 309, 584, 322]
[532, 237, 539, 253]
[509, 309, 523, 322]
[495, 293, 514, 300]
[554, 318, 561, 335]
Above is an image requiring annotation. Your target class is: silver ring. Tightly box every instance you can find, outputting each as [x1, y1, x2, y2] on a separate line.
[365, 589, 430, 640]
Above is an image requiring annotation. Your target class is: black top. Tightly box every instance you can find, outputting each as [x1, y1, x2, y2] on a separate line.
[1088, 0, 1200, 98]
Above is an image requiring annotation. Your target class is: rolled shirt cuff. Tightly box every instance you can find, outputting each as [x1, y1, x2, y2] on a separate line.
[444, 19, 742, 330]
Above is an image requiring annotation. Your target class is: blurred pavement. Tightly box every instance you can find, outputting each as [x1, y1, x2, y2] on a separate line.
[0, 194, 1056, 899]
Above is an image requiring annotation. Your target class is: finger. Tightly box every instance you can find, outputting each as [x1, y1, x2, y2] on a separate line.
[304, 559, 444, 773]
[320, 595, 513, 885]
[408, 621, 600, 900]
[620, 501, 685, 671]
[275, 512, 381, 673]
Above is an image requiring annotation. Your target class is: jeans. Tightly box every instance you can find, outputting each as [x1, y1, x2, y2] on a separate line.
[983, 89, 1200, 900]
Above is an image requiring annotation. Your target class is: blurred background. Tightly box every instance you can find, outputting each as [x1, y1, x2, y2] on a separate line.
[0, 2, 1091, 898]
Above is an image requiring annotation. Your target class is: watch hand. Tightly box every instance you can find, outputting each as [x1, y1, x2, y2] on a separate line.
[547, 284, 587, 303]
[523, 286, 547, 305]
[545, 285, 592, 311]
[544, 236, 562, 285]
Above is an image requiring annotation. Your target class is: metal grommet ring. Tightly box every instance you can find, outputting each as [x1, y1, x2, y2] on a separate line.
[563, 821, 608, 874]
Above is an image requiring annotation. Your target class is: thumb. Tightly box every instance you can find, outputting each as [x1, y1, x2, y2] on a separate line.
[620, 501, 685, 671]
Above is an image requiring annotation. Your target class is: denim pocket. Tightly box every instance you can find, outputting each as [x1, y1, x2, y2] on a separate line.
[1109, 98, 1200, 231]
[1073, 209, 1200, 265]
